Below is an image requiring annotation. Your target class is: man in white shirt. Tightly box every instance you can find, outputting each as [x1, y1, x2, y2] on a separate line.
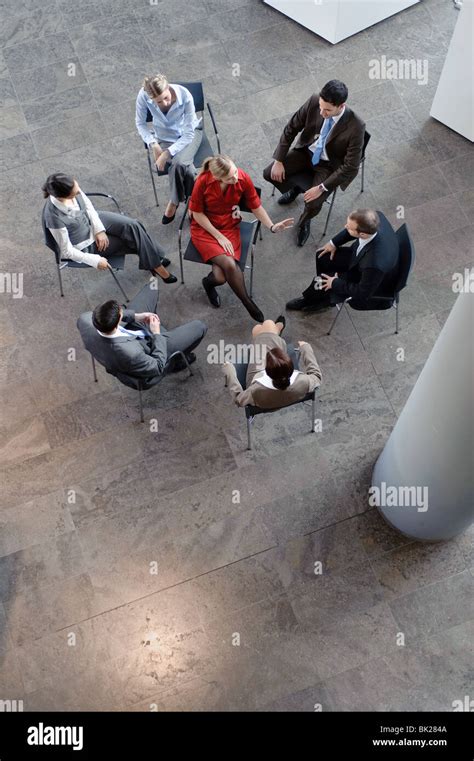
[263, 80, 366, 246]
[286, 209, 400, 312]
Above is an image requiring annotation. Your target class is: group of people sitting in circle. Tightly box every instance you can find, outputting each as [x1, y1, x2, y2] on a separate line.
[43, 75, 401, 413]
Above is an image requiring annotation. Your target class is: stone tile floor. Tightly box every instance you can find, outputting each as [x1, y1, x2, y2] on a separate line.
[0, 0, 472, 711]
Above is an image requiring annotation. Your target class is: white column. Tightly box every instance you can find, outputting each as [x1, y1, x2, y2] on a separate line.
[372, 290, 474, 541]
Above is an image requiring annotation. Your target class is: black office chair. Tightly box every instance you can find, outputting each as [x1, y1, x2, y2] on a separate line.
[272, 130, 371, 240]
[42, 192, 130, 302]
[326, 222, 416, 336]
[177, 187, 263, 298]
[225, 347, 318, 450]
[143, 81, 221, 207]
[88, 350, 193, 423]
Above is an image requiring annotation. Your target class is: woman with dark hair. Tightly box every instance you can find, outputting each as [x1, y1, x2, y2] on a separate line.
[189, 154, 293, 322]
[42, 173, 177, 283]
[222, 317, 322, 409]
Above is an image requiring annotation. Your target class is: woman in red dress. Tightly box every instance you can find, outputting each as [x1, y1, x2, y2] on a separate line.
[189, 155, 293, 321]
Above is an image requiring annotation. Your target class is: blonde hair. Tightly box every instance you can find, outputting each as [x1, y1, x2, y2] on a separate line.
[201, 154, 235, 179]
[143, 74, 169, 98]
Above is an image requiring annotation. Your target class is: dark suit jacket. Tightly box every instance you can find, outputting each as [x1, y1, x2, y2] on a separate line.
[331, 212, 399, 308]
[272, 94, 366, 192]
[77, 308, 168, 388]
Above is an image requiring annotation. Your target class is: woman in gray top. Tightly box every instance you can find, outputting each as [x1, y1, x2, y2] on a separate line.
[42, 173, 177, 283]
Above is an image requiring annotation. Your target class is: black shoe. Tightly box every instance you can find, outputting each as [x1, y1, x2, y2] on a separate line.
[275, 314, 286, 334]
[159, 257, 170, 267]
[286, 296, 331, 312]
[161, 273, 177, 284]
[161, 213, 176, 225]
[169, 352, 196, 373]
[277, 188, 300, 205]
[202, 276, 220, 308]
[297, 221, 311, 247]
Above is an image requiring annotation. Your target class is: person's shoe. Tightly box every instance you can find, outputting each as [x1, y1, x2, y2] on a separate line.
[161, 213, 176, 225]
[161, 273, 178, 284]
[286, 296, 331, 312]
[278, 188, 300, 205]
[202, 276, 220, 308]
[297, 221, 311, 247]
[160, 257, 171, 267]
[274, 314, 286, 334]
[169, 352, 196, 373]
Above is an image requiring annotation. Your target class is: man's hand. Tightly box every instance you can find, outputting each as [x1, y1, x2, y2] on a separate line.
[272, 218, 294, 232]
[97, 257, 109, 270]
[148, 314, 161, 334]
[135, 312, 156, 322]
[151, 143, 162, 161]
[156, 150, 170, 172]
[317, 242, 337, 260]
[216, 234, 234, 256]
[321, 273, 338, 291]
[303, 186, 323, 203]
[95, 232, 109, 251]
[270, 160, 285, 183]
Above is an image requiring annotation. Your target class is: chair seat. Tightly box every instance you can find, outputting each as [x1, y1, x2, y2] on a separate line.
[246, 389, 315, 418]
[184, 219, 255, 272]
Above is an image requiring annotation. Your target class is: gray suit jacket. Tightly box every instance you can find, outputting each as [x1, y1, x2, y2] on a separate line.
[222, 342, 322, 409]
[77, 308, 168, 387]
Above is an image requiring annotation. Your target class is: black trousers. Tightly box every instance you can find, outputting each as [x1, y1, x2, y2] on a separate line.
[263, 147, 333, 226]
[301, 245, 353, 306]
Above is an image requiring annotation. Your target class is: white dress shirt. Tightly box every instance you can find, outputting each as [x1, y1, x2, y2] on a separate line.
[48, 190, 105, 268]
[97, 325, 147, 339]
[135, 84, 201, 155]
[309, 106, 346, 162]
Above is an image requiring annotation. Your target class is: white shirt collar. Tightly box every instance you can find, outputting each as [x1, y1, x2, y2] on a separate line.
[50, 195, 80, 212]
[328, 105, 345, 125]
[356, 231, 377, 253]
[254, 370, 300, 390]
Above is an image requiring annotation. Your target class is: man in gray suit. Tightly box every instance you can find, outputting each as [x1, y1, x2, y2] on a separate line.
[77, 282, 207, 387]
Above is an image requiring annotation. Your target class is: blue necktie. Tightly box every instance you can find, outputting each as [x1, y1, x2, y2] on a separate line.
[312, 117, 334, 166]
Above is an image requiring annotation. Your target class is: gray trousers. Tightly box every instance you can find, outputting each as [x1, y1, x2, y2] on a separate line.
[95, 210, 168, 271]
[153, 128, 203, 204]
[128, 282, 208, 356]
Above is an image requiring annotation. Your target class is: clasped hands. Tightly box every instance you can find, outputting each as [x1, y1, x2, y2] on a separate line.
[151, 143, 170, 172]
[317, 241, 338, 290]
[134, 312, 161, 334]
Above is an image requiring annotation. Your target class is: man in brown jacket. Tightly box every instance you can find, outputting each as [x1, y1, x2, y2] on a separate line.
[263, 80, 365, 247]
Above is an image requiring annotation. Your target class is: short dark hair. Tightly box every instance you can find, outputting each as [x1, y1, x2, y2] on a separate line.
[92, 300, 122, 333]
[42, 173, 75, 199]
[348, 209, 380, 235]
[265, 347, 294, 391]
[320, 80, 348, 106]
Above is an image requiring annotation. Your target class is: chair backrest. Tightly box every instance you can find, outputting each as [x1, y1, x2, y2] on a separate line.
[362, 130, 371, 160]
[41, 203, 60, 260]
[145, 81, 205, 124]
[394, 223, 415, 294]
[239, 186, 262, 214]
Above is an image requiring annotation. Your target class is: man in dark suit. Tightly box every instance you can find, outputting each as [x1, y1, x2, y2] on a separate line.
[77, 282, 207, 386]
[263, 80, 365, 247]
[286, 209, 399, 312]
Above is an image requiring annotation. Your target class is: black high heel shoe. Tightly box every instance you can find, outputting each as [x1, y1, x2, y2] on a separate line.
[275, 315, 286, 335]
[161, 273, 178, 284]
[161, 213, 176, 225]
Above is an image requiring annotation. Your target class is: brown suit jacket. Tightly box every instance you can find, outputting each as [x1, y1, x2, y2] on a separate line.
[222, 342, 322, 410]
[272, 94, 366, 192]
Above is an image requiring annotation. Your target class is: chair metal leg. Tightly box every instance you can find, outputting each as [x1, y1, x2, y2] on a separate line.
[259, 225, 263, 241]
[395, 294, 400, 334]
[178, 350, 194, 377]
[91, 355, 98, 382]
[327, 302, 345, 336]
[249, 245, 254, 299]
[246, 417, 252, 450]
[57, 260, 64, 297]
[311, 395, 315, 432]
[107, 264, 129, 303]
[271, 186, 276, 197]
[147, 150, 160, 207]
[321, 190, 337, 239]
[178, 231, 185, 284]
[361, 158, 365, 194]
[138, 382, 145, 423]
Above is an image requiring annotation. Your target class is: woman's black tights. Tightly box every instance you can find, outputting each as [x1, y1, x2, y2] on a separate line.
[206, 254, 264, 322]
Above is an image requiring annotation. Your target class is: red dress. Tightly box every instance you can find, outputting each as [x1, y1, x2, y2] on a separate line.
[189, 168, 261, 262]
